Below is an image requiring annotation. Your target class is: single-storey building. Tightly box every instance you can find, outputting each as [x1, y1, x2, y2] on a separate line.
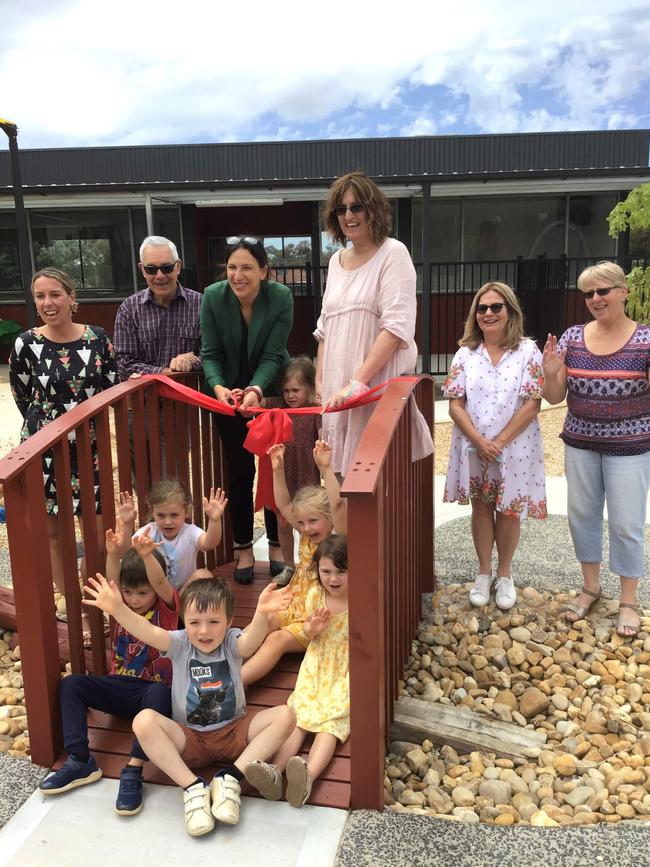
[1, 129, 648, 372]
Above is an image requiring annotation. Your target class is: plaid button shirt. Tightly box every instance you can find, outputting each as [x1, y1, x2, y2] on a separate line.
[114, 284, 202, 380]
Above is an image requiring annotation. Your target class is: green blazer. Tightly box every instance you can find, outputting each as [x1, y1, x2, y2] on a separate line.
[200, 279, 293, 396]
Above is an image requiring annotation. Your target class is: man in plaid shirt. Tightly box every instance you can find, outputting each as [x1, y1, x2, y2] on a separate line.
[114, 236, 202, 381]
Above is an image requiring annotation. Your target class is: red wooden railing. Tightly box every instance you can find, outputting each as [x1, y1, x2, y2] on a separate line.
[0, 372, 434, 811]
[343, 375, 435, 810]
[0, 373, 231, 765]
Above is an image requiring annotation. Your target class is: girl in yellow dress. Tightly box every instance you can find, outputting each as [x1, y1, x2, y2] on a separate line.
[244, 535, 349, 806]
[241, 441, 346, 686]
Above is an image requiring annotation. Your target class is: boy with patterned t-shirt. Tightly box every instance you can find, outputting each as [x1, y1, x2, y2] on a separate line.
[39, 523, 179, 816]
[83, 575, 296, 837]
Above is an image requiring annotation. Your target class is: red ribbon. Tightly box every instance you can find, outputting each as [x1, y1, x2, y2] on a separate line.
[244, 409, 295, 512]
[144, 374, 419, 510]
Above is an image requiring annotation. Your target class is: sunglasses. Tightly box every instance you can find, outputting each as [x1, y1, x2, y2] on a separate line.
[331, 202, 366, 217]
[141, 262, 177, 275]
[581, 286, 618, 300]
[476, 303, 506, 315]
[226, 235, 263, 246]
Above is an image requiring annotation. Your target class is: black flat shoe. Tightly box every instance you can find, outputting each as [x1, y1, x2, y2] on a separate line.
[234, 564, 254, 585]
[269, 559, 289, 578]
[234, 545, 255, 584]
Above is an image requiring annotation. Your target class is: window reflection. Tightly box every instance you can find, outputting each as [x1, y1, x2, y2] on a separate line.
[464, 196, 565, 261]
[31, 209, 133, 295]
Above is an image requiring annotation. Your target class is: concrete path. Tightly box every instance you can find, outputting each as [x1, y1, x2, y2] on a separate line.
[0, 779, 346, 867]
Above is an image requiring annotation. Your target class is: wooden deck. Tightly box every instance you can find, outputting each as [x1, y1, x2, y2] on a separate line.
[0, 565, 351, 811]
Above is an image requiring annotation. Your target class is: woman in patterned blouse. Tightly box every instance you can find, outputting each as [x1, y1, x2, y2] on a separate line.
[543, 262, 650, 638]
[443, 282, 546, 611]
[9, 267, 117, 594]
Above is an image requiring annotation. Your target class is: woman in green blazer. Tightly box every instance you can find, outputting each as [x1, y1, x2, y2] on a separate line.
[201, 235, 293, 583]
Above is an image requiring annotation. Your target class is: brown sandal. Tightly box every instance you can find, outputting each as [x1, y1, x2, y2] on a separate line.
[616, 603, 640, 638]
[564, 587, 601, 623]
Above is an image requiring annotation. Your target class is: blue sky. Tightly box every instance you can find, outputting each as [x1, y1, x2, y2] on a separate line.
[2, 0, 649, 149]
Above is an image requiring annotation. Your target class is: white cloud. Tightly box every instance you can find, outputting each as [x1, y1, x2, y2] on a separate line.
[439, 113, 458, 129]
[0, 0, 648, 147]
[402, 116, 438, 136]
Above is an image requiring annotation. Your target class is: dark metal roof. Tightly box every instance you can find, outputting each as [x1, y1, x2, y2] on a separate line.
[1, 130, 648, 193]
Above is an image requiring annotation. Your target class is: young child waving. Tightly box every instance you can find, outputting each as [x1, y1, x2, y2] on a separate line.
[262, 357, 321, 572]
[39, 519, 179, 816]
[246, 535, 349, 807]
[83, 573, 296, 837]
[120, 479, 227, 592]
[241, 440, 346, 687]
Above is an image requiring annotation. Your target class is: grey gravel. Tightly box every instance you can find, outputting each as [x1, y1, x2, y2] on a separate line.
[335, 810, 650, 867]
[435, 514, 650, 607]
[0, 754, 48, 830]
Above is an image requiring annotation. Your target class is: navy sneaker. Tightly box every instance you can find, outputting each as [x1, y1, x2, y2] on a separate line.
[115, 765, 144, 816]
[39, 755, 102, 795]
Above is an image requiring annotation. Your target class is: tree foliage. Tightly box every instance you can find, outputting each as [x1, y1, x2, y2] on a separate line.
[607, 184, 650, 324]
[607, 184, 650, 238]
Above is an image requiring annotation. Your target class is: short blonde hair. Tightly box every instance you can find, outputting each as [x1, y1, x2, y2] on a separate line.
[292, 485, 332, 526]
[459, 282, 526, 351]
[577, 261, 628, 291]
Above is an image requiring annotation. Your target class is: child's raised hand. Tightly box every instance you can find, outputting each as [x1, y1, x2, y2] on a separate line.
[307, 606, 331, 636]
[313, 439, 332, 470]
[117, 491, 137, 525]
[105, 517, 126, 554]
[131, 525, 162, 559]
[267, 443, 286, 471]
[82, 573, 123, 616]
[203, 487, 228, 521]
[256, 582, 293, 616]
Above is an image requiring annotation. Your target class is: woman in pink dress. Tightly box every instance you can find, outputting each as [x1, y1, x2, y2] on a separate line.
[314, 171, 432, 476]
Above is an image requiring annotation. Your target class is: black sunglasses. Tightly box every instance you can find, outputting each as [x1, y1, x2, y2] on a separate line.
[477, 303, 506, 314]
[331, 202, 366, 217]
[582, 286, 618, 300]
[141, 262, 177, 275]
[226, 235, 263, 246]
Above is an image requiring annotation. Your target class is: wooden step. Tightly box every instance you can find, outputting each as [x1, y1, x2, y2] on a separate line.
[35, 560, 351, 810]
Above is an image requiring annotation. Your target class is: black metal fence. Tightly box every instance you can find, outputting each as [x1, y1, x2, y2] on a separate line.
[3, 255, 645, 377]
[173, 255, 650, 375]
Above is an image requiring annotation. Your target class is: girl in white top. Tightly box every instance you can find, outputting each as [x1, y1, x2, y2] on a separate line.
[443, 282, 546, 611]
[119, 479, 227, 592]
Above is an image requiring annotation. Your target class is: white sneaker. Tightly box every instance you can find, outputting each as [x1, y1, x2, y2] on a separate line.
[244, 760, 283, 800]
[183, 780, 214, 837]
[285, 756, 312, 808]
[469, 574, 493, 607]
[210, 774, 241, 825]
[495, 576, 517, 610]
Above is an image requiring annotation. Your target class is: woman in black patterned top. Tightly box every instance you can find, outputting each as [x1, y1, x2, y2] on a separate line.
[9, 267, 117, 593]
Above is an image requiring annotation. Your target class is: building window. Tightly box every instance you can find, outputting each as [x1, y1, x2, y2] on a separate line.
[263, 236, 312, 264]
[463, 196, 566, 261]
[411, 198, 461, 263]
[131, 207, 182, 264]
[567, 194, 617, 259]
[30, 209, 134, 296]
[0, 214, 20, 295]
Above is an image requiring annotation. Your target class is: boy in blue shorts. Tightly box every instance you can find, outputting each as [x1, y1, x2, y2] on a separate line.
[39, 522, 179, 816]
[83, 573, 296, 837]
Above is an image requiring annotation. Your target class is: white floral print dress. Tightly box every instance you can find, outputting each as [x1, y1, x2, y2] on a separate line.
[442, 338, 547, 520]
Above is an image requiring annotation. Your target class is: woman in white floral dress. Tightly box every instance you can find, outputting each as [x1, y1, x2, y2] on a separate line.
[443, 282, 546, 610]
